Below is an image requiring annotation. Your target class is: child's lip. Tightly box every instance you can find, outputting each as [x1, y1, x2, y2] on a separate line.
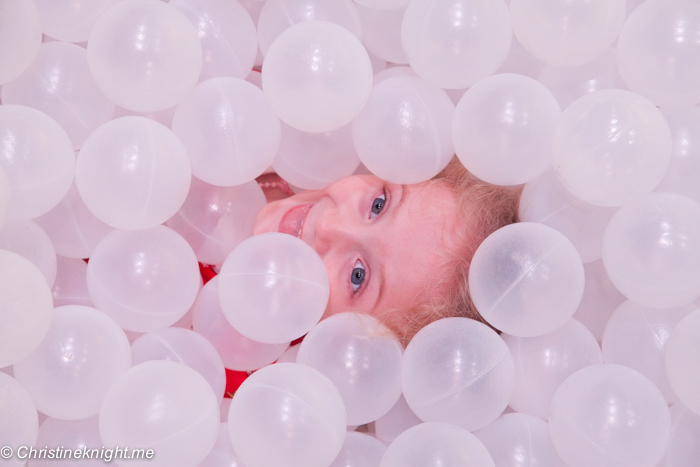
[278, 204, 313, 239]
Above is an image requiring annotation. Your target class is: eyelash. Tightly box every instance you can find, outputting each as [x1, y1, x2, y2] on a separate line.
[352, 188, 387, 294]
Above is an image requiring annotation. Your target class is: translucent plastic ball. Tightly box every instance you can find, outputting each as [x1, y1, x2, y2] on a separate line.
[76, 116, 191, 230]
[0, 220, 57, 287]
[510, 0, 625, 67]
[166, 177, 266, 266]
[549, 364, 672, 467]
[402, 318, 515, 432]
[0, 0, 41, 85]
[261, 21, 373, 133]
[1, 41, 116, 149]
[272, 123, 360, 190]
[30, 416, 103, 467]
[100, 360, 220, 467]
[52, 256, 93, 308]
[356, 4, 408, 64]
[519, 169, 618, 263]
[329, 432, 387, 467]
[573, 260, 626, 342]
[32, 0, 120, 43]
[297, 312, 404, 426]
[469, 223, 585, 337]
[473, 413, 565, 467]
[191, 277, 289, 372]
[131, 328, 226, 404]
[617, 0, 700, 108]
[227, 362, 347, 467]
[373, 65, 417, 85]
[112, 104, 177, 129]
[0, 372, 39, 467]
[552, 89, 672, 207]
[602, 301, 695, 405]
[353, 76, 455, 184]
[171, 77, 281, 187]
[355, 0, 409, 10]
[0, 250, 54, 368]
[169, 0, 257, 82]
[374, 395, 422, 446]
[14, 306, 130, 421]
[199, 423, 246, 467]
[602, 193, 700, 308]
[665, 309, 700, 416]
[218, 232, 330, 344]
[503, 319, 603, 420]
[86, 0, 203, 112]
[453, 74, 561, 186]
[401, 0, 511, 89]
[655, 107, 700, 205]
[660, 403, 700, 467]
[257, 0, 362, 56]
[380, 422, 495, 467]
[87, 226, 200, 332]
[0, 105, 75, 221]
[0, 165, 9, 231]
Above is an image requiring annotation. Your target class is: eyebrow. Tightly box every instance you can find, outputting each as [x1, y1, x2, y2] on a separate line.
[373, 184, 407, 311]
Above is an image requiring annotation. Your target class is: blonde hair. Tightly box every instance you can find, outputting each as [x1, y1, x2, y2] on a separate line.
[377, 157, 522, 346]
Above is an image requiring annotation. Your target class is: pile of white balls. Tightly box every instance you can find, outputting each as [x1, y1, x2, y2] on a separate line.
[1, 0, 700, 466]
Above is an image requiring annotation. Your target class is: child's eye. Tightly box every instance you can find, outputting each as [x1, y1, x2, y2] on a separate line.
[351, 260, 365, 293]
[370, 193, 386, 219]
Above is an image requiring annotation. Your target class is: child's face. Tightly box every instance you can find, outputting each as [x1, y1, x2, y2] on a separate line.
[253, 175, 458, 319]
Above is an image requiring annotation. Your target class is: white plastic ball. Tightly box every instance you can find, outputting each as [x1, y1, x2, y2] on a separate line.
[191, 277, 289, 372]
[29, 416, 103, 467]
[0, 0, 41, 85]
[32, 0, 121, 43]
[297, 312, 404, 426]
[87, 226, 200, 332]
[329, 432, 387, 467]
[171, 77, 280, 187]
[0, 165, 9, 231]
[617, 0, 700, 108]
[218, 232, 330, 344]
[602, 193, 700, 308]
[402, 318, 514, 432]
[1, 41, 116, 149]
[353, 76, 455, 184]
[469, 223, 585, 337]
[401, 0, 511, 89]
[659, 403, 700, 467]
[87, 0, 203, 112]
[453, 74, 561, 186]
[199, 423, 246, 467]
[374, 395, 422, 446]
[76, 116, 191, 230]
[380, 422, 495, 467]
[0, 105, 75, 221]
[552, 89, 672, 207]
[0, 220, 57, 287]
[227, 362, 347, 467]
[52, 256, 93, 308]
[573, 259, 626, 341]
[665, 309, 700, 416]
[504, 319, 603, 420]
[510, 0, 626, 67]
[131, 327, 226, 404]
[0, 250, 54, 368]
[355, 0, 409, 10]
[261, 21, 373, 133]
[0, 372, 39, 467]
[373, 65, 416, 84]
[655, 106, 700, 205]
[356, 4, 408, 65]
[549, 364, 672, 467]
[100, 360, 219, 467]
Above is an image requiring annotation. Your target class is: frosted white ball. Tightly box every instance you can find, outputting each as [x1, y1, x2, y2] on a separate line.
[131, 328, 226, 404]
[617, 0, 700, 108]
[262, 21, 373, 133]
[228, 363, 347, 467]
[170, 0, 257, 82]
[329, 432, 387, 467]
[380, 422, 495, 467]
[0, 165, 9, 231]
[373, 65, 416, 84]
[374, 395, 422, 446]
[87, 226, 200, 332]
[655, 107, 700, 205]
[14, 305, 131, 420]
[199, 423, 246, 467]
[52, 256, 93, 308]
[666, 309, 700, 416]
[660, 403, 700, 467]
[0, 0, 41, 85]
[552, 89, 672, 207]
[401, 0, 511, 89]
[257, 0, 362, 56]
[353, 76, 455, 184]
[100, 361, 219, 467]
[0, 220, 56, 287]
[0, 372, 39, 467]
[453, 74, 561, 186]
[0, 105, 75, 221]
[469, 223, 585, 337]
[297, 313, 404, 426]
[30, 416, 103, 467]
[0, 250, 53, 368]
[76, 116, 191, 230]
[218, 232, 330, 344]
[602, 193, 700, 308]
[402, 318, 514, 432]
[603, 301, 695, 405]
[510, 0, 625, 67]
[87, 0, 202, 112]
[355, 0, 409, 10]
[504, 319, 603, 420]
[171, 78, 280, 187]
[549, 364, 671, 467]
[1, 42, 115, 149]
[32, 0, 120, 43]
[356, 4, 408, 64]
[573, 260, 626, 341]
